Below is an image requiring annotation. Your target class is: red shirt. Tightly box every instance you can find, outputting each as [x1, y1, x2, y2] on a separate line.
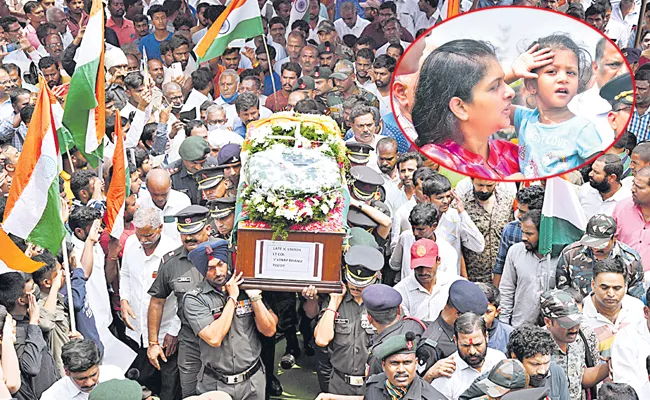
[106, 17, 137, 46]
[265, 90, 289, 113]
[420, 139, 520, 179]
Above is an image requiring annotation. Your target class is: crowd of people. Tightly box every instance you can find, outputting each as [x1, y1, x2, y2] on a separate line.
[0, 0, 648, 399]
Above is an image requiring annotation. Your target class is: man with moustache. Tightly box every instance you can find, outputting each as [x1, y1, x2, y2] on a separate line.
[147, 205, 212, 398]
[217, 144, 241, 198]
[579, 154, 631, 219]
[266, 62, 301, 113]
[629, 67, 650, 142]
[354, 49, 375, 92]
[371, 55, 396, 117]
[499, 210, 558, 328]
[556, 214, 644, 300]
[432, 313, 506, 400]
[120, 207, 182, 399]
[184, 240, 278, 398]
[148, 59, 165, 90]
[541, 290, 608, 400]
[623, 142, 650, 189]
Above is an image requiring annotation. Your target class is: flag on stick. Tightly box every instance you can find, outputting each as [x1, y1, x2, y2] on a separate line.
[539, 177, 587, 256]
[103, 110, 130, 239]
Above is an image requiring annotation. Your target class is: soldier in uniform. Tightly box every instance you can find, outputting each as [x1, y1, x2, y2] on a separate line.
[207, 197, 236, 240]
[147, 205, 213, 398]
[317, 41, 340, 70]
[556, 214, 645, 300]
[217, 144, 242, 198]
[361, 284, 427, 376]
[327, 60, 379, 124]
[167, 136, 212, 205]
[347, 166, 392, 251]
[311, 66, 334, 115]
[184, 240, 278, 399]
[365, 332, 447, 400]
[346, 142, 373, 166]
[312, 245, 383, 396]
[195, 165, 226, 202]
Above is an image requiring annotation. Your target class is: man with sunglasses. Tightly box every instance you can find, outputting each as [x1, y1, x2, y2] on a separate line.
[556, 214, 644, 300]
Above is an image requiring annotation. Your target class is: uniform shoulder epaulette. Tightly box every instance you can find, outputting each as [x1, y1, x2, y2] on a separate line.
[161, 249, 180, 264]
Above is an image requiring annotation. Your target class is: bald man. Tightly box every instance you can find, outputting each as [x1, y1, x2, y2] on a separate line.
[137, 169, 192, 242]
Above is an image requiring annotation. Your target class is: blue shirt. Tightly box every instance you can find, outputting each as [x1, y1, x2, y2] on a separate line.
[487, 318, 513, 354]
[263, 72, 281, 96]
[514, 106, 604, 178]
[62, 268, 104, 356]
[139, 31, 173, 61]
[493, 220, 522, 275]
[233, 121, 246, 138]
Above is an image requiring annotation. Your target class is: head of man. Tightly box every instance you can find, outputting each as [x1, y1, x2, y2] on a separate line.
[147, 58, 165, 86]
[148, 5, 168, 31]
[108, 0, 126, 18]
[44, 33, 64, 61]
[286, 31, 305, 62]
[287, 90, 307, 111]
[45, 7, 69, 35]
[299, 45, 319, 75]
[635, 68, 650, 109]
[396, 152, 421, 189]
[386, 43, 403, 60]
[588, 154, 623, 194]
[133, 14, 150, 38]
[441, 280, 489, 328]
[38, 56, 62, 88]
[454, 313, 489, 370]
[61, 339, 102, 393]
[377, 333, 419, 389]
[520, 210, 541, 254]
[0, 270, 36, 318]
[311, 66, 333, 96]
[632, 166, 650, 207]
[469, 178, 496, 202]
[331, 60, 355, 94]
[475, 282, 502, 330]
[507, 325, 556, 388]
[235, 92, 260, 127]
[239, 75, 262, 97]
[168, 34, 191, 70]
[66, 147, 88, 170]
[318, 42, 338, 70]
[381, 17, 401, 45]
[221, 47, 241, 71]
[255, 45, 274, 73]
[70, 170, 99, 204]
[591, 258, 627, 315]
[631, 143, 650, 177]
[373, 54, 396, 90]
[376, 137, 398, 175]
[189, 240, 230, 287]
[350, 105, 379, 145]
[124, 72, 149, 107]
[340, 2, 358, 28]
[317, 20, 338, 46]
[208, 198, 236, 236]
[176, 205, 212, 251]
[281, 62, 301, 94]
[145, 169, 172, 210]
[541, 289, 583, 350]
[68, 206, 102, 242]
[343, 245, 382, 297]
[10, 88, 31, 115]
[416, 174, 453, 213]
[585, 4, 606, 31]
[355, 48, 375, 81]
[409, 238, 440, 285]
[133, 207, 163, 252]
[162, 82, 184, 111]
[25, 1, 45, 26]
[269, 17, 287, 44]
[40, 0, 55, 10]
[577, 214, 618, 261]
[217, 144, 242, 189]
[219, 69, 240, 99]
[514, 185, 544, 219]
[272, 0, 291, 22]
[377, 1, 397, 25]
[594, 38, 627, 89]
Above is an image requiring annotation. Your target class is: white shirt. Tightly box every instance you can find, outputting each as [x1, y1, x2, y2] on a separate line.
[3, 48, 42, 80]
[376, 40, 412, 57]
[578, 183, 631, 220]
[390, 198, 416, 252]
[611, 318, 650, 399]
[137, 189, 191, 243]
[0, 99, 13, 122]
[415, 9, 439, 32]
[40, 365, 125, 400]
[208, 127, 245, 148]
[568, 84, 615, 145]
[605, 19, 631, 49]
[436, 208, 486, 274]
[334, 15, 371, 38]
[582, 293, 645, 339]
[243, 39, 286, 61]
[394, 270, 462, 322]
[432, 349, 507, 400]
[390, 230, 458, 283]
[394, 0, 426, 36]
[70, 236, 112, 329]
[120, 234, 182, 346]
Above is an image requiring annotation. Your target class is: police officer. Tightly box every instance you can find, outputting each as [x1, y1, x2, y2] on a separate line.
[346, 142, 374, 166]
[147, 205, 213, 398]
[365, 332, 447, 400]
[195, 165, 226, 202]
[362, 284, 427, 376]
[347, 166, 392, 250]
[217, 144, 242, 198]
[184, 240, 278, 399]
[168, 136, 213, 205]
[313, 245, 383, 396]
[207, 197, 236, 240]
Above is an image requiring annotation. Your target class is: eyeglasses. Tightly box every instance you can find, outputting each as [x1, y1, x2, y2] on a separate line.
[46, 42, 63, 49]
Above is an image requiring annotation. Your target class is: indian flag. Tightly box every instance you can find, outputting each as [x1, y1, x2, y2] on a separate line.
[194, 0, 264, 63]
[62, 0, 105, 167]
[288, 0, 309, 35]
[1, 80, 66, 271]
[104, 110, 130, 239]
[539, 177, 587, 256]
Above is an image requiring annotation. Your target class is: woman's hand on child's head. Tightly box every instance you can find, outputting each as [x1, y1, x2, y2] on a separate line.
[512, 44, 555, 80]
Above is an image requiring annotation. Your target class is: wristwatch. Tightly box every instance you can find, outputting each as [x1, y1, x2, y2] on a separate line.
[249, 294, 263, 303]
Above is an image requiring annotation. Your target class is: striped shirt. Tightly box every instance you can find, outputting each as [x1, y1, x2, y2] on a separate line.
[628, 108, 650, 142]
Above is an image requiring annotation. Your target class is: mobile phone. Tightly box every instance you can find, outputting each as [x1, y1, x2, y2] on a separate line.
[171, 62, 183, 79]
[151, 90, 163, 110]
[1, 42, 17, 53]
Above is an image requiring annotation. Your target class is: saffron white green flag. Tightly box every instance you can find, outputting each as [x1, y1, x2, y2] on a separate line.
[194, 0, 264, 63]
[539, 177, 588, 256]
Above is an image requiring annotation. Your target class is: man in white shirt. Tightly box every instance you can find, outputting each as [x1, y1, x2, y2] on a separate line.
[579, 154, 631, 219]
[611, 289, 650, 399]
[394, 238, 461, 321]
[346, 105, 386, 168]
[137, 169, 192, 243]
[334, 2, 370, 38]
[610, 0, 638, 45]
[431, 313, 506, 400]
[120, 207, 182, 399]
[41, 339, 125, 400]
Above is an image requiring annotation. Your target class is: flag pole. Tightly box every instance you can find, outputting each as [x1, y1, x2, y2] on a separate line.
[61, 239, 77, 333]
[261, 38, 279, 112]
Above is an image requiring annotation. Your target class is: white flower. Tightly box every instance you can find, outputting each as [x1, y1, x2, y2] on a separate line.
[320, 204, 329, 214]
[256, 205, 266, 213]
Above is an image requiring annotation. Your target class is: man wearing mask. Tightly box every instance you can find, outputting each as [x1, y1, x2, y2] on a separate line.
[460, 178, 515, 284]
[506, 325, 570, 400]
[148, 205, 213, 398]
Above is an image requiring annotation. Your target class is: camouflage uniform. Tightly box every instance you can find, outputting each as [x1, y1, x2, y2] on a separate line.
[556, 241, 644, 300]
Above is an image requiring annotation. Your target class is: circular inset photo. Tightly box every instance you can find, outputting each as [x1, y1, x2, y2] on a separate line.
[392, 6, 634, 182]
